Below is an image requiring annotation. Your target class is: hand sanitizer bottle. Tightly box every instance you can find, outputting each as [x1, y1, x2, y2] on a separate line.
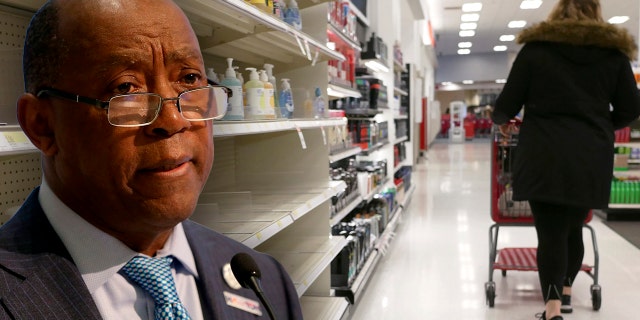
[313, 87, 325, 119]
[244, 68, 265, 120]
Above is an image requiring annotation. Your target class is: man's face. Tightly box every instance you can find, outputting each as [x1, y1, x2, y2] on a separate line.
[46, 0, 213, 236]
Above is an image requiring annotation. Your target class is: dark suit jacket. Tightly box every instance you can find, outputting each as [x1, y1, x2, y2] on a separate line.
[0, 188, 303, 319]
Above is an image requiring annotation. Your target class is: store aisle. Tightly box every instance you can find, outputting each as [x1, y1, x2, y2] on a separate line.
[350, 141, 640, 320]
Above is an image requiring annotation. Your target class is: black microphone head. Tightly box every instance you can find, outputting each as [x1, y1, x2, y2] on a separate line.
[230, 253, 262, 289]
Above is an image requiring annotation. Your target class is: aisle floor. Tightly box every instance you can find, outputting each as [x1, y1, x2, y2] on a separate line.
[349, 141, 640, 320]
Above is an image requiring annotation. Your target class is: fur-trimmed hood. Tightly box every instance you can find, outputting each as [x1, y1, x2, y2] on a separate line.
[518, 20, 637, 60]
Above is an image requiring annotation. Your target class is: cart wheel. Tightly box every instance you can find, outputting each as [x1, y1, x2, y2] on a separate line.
[485, 282, 496, 307]
[591, 284, 602, 311]
[501, 270, 507, 277]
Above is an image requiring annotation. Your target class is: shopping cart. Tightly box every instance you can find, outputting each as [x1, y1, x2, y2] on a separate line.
[484, 123, 601, 310]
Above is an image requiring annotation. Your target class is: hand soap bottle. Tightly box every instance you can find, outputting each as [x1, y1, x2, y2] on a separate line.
[279, 78, 294, 119]
[263, 63, 278, 108]
[259, 70, 276, 119]
[244, 67, 265, 120]
[313, 87, 325, 119]
[206, 67, 219, 83]
[284, 0, 302, 30]
[220, 58, 243, 120]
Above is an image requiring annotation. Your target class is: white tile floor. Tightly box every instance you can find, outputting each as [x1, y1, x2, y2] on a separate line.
[349, 141, 640, 320]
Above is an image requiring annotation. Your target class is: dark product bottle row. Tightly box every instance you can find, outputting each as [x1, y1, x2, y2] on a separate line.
[331, 190, 398, 289]
[330, 158, 389, 218]
[348, 119, 388, 151]
[393, 143, 407, 168]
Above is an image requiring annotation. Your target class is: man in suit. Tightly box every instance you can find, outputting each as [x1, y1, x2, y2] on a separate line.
[0, 0, 303, 319]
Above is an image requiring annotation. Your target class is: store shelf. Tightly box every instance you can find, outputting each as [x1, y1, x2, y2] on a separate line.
[0, 126, 37, 156]
[393, 158, 410, 174]
[394, 114, 409, 120]
[607, 204, 640, 209]
[613, 169, 640, 177]
[394, 136, 408, 144]
[330, 194, 364, 226]
[328, 23, 361, 52]
[360, 140, 389, 155]
[193, 181, 346, 247]
[614, 142, 640, 148]
[175, 0, 344, 71]
[362, 179, 391, 203]
[0, 0, 43, 11]
[213, 118, 347, 137]
[393, 86, 408, 96]
[329, 146, 362, 163]
[264, 236, 349, 296]
[327, 83, 362, 100]
[300, 296, 350, 320]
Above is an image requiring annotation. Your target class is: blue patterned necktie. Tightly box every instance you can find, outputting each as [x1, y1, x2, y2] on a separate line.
[122, 255, 192, 320]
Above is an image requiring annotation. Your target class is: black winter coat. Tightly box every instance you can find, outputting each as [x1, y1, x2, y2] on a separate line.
[492, 20, 640, 209]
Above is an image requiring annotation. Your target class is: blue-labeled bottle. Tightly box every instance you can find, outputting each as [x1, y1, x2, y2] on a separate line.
[284, 0, 302, 30]
[313, 87, 325, 119]
[279, 78, 294, 118]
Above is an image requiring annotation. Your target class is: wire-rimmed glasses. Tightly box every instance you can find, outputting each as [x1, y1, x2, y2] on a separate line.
[36, 85, 231, 127]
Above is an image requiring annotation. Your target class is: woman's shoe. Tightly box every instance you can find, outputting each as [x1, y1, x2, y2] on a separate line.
[536, 311, 564, 320]
[560, 294, 572, 313]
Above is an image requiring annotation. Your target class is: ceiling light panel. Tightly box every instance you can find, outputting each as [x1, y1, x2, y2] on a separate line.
[458, 42, 473, 48]
[520, 0, 543, 10]
[508, 20, 527, 28]
[461, 13, 480, 22]
[459, 30, 476, 37]
[462, 2, 483, 12]
[499, 35, 516, 42]
[608, 16, 629, 24]
[458, 49, 471, 55]
[460, 22, 478, 30]
[493, 45, 508, 51]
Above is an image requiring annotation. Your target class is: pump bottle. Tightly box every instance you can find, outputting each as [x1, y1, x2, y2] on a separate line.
[244, 67, 265, 120]
[220, 58, 244, 120]
[263, 63, 278, 108]
[259, 70, 277, 119]
[279, 78, 294, 119]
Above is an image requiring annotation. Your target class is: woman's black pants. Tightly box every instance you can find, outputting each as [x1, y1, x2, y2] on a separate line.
[529, 200, 590, 301]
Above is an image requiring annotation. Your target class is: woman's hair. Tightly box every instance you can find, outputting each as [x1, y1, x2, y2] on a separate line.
[547, 0, 603, 22]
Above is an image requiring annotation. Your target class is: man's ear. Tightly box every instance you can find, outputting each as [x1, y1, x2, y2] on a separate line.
[17, 93, 57, 156]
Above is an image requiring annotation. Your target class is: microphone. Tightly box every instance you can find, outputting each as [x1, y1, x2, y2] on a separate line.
[230, 253, 277, 320]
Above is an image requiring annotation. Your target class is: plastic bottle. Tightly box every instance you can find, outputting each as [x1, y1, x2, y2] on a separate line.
[245, 0, 271, 14]
[259, 70, 276, 119]
[303, 90, 314, 118]
[284, 0, 302, 30]
[220, 58, 244, 120]
[313, 87, 325, 119]
[273, 0, 285, 18]
[263, 63, 278, 108]
[206, 67, 219, 83]
[279, 78, 294, 119]
[244, 67, 265, 120]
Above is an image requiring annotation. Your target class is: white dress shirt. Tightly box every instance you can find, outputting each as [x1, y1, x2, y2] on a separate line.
[39, 179, 205, 320]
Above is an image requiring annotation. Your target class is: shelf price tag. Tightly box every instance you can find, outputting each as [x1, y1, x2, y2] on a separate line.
[293, 123, 307, 150]
[304, 39, 311, 61]
[318, 122, 327, 145]
[295, 35, 306, 57]
[311, 49, 319, 66]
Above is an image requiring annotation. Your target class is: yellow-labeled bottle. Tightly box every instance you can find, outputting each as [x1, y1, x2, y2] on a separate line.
[259, 70, 276, 119]
[245, 0, 271, 14]
[244, 67, 265, 120]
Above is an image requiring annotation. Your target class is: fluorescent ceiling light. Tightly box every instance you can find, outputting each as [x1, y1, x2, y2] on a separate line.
[462, 3, 483, 12]
[496, 79, 507, 84]
[462, 80, 474, 84]
[458, 49, 471, 55]
[459, 30, 476, 37]
[493, 45, 508, 51]
[508, 20, 527, 28]
[461, 13, 480, 22]
[441, 82, 454, 86]
[500, 35, 516, 42]
[520, 0, 542, 9]
[460, 22, 478, 30]
[608, 16, 629, 24]
[364, 60, 390, 73]
[458, 42, 473, 48]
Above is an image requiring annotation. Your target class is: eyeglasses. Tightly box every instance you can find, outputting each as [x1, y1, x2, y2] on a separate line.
[36, 84, 231, 127]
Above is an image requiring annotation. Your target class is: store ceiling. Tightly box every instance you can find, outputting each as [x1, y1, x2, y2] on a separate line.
[428, 0, 639, 58]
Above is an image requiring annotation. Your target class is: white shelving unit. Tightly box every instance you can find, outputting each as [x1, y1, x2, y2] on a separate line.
[0, 1, 421, 319]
